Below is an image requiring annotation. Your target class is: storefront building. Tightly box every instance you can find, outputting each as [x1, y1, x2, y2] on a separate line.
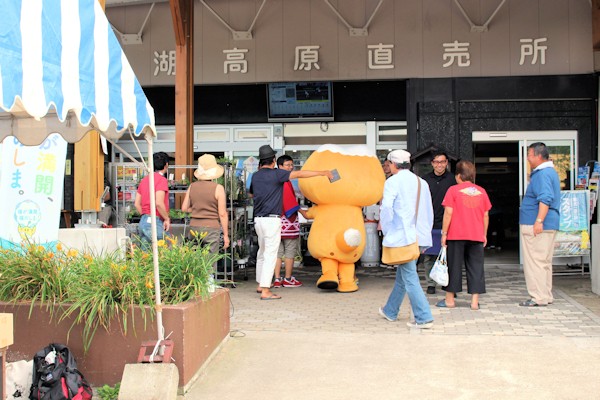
[105, 0, 598, 256]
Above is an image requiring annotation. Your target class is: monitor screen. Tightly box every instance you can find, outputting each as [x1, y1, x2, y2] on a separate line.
[267, 81, 334, 122]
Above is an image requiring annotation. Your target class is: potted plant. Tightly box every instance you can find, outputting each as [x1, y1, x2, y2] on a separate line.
[169, 208, 189, 224]
[127, 209, 141, 223]
[233, 238, 249, 265]
[0, 234, 230, 390]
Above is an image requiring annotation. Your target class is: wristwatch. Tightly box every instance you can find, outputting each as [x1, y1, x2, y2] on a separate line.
[535, 218, 543, 223]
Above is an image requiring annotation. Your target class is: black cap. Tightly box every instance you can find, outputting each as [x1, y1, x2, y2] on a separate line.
[258, 145, 277, 161]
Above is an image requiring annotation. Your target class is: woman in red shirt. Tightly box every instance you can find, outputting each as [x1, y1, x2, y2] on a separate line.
[438, 161, 491, 310]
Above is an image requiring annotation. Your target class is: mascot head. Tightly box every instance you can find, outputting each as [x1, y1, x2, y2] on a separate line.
[299, 144, 385, 206]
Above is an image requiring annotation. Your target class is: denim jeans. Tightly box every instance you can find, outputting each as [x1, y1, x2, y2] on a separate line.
[138, 214, 166, 248]
[382, 259, 433, 324]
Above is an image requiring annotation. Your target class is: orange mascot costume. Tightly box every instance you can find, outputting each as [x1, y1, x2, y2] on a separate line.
[299, 144, 385, 292]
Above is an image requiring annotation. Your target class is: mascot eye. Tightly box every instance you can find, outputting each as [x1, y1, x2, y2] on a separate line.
[329, 252, 334, 256]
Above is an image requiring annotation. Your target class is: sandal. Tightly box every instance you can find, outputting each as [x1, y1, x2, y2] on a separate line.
[260, 294, 282, 300]
[436, 299, 456, 308]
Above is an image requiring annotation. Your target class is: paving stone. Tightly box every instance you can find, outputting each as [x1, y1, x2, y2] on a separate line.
[228, 265, 600, 338]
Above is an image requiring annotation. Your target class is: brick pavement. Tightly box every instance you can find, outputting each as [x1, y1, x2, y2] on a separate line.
[227, 264, 600, 338]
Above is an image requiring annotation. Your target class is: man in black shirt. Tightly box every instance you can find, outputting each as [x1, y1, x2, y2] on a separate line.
[249, 145, 333, 300]
[421, 151, 456, 294]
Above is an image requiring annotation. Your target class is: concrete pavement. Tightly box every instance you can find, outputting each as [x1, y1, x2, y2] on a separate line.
[181, 263, 600, 399]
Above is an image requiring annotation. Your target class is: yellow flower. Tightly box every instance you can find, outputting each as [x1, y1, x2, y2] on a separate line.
[199, 231, 208, 239]
[145, 279, 154, 289]
[37, 246, 45, 252]
[43, 252, 54, 261]
[157, 240, 166, 248]
[56, 243, 63, 252]
[190, 230, 199, 239]
[166, 235, 178, 246]
[67, 249, 78, 258]
[141, 253, 149, 260]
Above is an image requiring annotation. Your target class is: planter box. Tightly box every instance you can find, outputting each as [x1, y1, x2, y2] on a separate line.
[0, 288, 230, 390]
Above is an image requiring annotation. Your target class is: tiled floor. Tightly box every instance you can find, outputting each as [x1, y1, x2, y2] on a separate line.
[227, 263, 600, 338]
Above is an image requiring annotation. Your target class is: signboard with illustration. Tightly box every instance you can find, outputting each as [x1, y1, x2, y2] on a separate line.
[553, 190, 590, 256]
[0, 134, 68, 249]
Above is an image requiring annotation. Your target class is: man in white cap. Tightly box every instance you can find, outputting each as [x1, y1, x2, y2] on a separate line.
[378, 149, 435, 328]
[249, 145, 333, 300]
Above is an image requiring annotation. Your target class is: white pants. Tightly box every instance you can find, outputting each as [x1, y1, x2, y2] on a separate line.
[255, 217, 282, 288]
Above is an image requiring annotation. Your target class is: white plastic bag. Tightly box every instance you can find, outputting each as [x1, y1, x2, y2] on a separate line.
[6, 360, 33, 399]
[429, 247, 449, 286]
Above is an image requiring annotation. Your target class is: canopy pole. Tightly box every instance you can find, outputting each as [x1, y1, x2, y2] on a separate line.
[146, 135, 165, 345]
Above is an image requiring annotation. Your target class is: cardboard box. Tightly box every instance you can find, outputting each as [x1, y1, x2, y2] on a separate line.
[0, 313, 13, 348]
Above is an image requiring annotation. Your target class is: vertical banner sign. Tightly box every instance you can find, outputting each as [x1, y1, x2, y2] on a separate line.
[0, 134, 68, 249]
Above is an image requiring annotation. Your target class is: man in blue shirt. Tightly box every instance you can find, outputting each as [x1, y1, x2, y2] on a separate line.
[519, 142, 561, 307]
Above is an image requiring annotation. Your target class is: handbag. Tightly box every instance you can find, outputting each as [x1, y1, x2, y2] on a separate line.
[429, 246, 449, 286]
[381, 242, 420, 265]
[381, 176, 421, 265]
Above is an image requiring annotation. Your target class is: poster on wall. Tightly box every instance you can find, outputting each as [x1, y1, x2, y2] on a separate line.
[0, 134, 68, 250]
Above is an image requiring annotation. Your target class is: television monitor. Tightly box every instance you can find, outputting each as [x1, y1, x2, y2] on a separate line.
[267, 81, 334, 122]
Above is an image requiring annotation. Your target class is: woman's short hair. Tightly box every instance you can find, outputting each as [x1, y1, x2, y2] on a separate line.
[456, 160, 476, 182]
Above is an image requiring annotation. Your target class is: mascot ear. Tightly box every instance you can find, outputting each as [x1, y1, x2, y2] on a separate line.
[336, 228, 361, 252]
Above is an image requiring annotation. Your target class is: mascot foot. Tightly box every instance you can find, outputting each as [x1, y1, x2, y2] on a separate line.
[317, 274, 339, 290]
[337, 281, 359, 293]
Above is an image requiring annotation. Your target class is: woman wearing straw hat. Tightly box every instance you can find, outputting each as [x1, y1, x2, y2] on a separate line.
[182, 154, 230, 254]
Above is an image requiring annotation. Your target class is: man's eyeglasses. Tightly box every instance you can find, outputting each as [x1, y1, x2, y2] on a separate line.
[432, 159, 448, 165]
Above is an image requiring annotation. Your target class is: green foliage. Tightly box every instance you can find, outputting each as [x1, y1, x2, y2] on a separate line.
[97, 383, 121, 400]
[169, 209, 189, 220]
[0, 235, 224, 353]
[0, 242, 71, 318]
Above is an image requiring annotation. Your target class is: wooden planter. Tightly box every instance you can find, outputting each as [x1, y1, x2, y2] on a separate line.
[0, 288, 230, 390]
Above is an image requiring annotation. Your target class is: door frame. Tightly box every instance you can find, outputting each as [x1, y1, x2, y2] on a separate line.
[473, 130, 577, 193]
[472, 130, 578, 264]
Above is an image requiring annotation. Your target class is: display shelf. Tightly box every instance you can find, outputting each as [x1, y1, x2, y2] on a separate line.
[109, 162, 252, 282]
[553, 190, 591, 276]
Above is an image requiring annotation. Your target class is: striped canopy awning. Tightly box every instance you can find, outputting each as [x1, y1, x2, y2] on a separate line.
[0, 0, 155, 145]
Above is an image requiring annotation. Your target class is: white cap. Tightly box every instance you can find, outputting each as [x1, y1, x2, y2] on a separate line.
[387, 149, 411, 164]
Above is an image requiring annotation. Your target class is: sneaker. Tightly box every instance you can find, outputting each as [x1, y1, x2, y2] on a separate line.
[406, 320, 433, 329]
[378, 307, 394, 322]
[282, 277, 302, 287]
[426, 286, 436, 294]
[272, 278, 282, 288]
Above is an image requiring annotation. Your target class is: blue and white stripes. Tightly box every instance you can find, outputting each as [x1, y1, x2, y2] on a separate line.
[0, 0, 155, 141]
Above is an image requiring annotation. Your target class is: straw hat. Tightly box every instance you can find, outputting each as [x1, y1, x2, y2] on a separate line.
[194, 154, 224, 180]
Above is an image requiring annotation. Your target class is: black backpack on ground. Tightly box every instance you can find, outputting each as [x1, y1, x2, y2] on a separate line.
[29, 343, 93, 400]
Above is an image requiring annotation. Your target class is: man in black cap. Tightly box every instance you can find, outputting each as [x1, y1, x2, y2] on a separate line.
[250, 145, 333, 300]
